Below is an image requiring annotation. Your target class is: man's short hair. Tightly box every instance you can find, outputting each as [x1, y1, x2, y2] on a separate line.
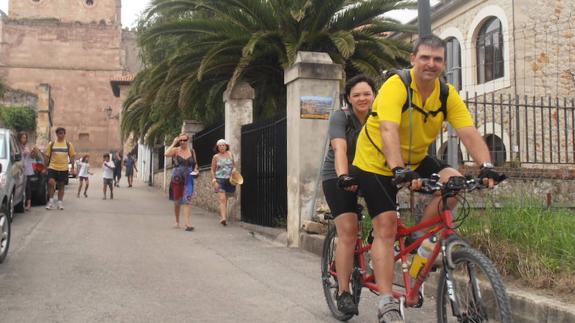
[412, 34, 447, 56]
[55, 127, 66, 134]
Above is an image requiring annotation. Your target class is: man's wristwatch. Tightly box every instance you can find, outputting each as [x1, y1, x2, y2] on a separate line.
[480, 162, 494, 169]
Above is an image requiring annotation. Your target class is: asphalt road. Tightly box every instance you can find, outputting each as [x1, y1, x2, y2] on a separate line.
[0, 173, 437, 323]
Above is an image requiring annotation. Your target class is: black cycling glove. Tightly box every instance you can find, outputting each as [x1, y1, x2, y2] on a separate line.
[478, 166, 507, 183]
[337, 174, 358, 189]
[392, 167, 420, 186]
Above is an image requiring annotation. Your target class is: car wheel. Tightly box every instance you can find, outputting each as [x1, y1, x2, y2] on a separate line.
[8, 192, 14, 221]
[0, 209, 10, 263]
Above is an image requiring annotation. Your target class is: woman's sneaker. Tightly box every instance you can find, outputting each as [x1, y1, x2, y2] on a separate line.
[377, 298, 404, 323]
[336, 291, 358, 315]
[57, 201, 64, 210]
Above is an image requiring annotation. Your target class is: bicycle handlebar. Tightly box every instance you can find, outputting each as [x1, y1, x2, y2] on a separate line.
[414, 174, 504, 196]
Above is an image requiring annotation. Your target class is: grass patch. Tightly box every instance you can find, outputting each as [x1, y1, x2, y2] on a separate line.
[459, 201, 575, 294]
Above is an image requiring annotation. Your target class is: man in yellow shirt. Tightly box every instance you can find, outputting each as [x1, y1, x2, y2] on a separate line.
[44, 127, 76, 210]
[352, 35, 504, 322]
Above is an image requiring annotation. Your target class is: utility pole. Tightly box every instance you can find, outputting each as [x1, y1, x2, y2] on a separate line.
[418, 0, 459, 167]
[418, 0, 432, 36]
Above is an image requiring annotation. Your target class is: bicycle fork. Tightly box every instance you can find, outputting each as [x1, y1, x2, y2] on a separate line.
[442, 238, 485, 321]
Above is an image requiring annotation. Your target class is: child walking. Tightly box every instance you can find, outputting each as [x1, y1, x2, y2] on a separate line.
[77, 155, 93, 198]
[102, 154, 115, 200]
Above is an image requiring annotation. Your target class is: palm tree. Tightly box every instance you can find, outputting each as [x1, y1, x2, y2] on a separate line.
[122, 0, 416, 143]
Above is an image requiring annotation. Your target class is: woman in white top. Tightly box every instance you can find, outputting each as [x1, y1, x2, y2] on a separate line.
[76, 155, 93, 198]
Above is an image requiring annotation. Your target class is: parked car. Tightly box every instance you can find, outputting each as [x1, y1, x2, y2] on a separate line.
[0, 128, 27, 263]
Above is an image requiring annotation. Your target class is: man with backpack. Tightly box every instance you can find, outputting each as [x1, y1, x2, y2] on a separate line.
[351, 35, 505, 322]
[44, 127, 76, 210]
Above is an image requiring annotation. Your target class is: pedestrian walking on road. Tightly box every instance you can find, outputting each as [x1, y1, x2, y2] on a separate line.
[44, 127, 76, 210]
[124, 153, 138, 187]
[210, 139, 236, 226]
[77, 155, 93, 198]
[165, 134, 199, 231]
[112, 152, 122, 187]
[19, 132, 43, 211]
[102, 154, 115, 200]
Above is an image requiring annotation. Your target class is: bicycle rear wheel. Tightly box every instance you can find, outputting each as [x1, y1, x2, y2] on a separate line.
[436, 247, 512, 323]
[321, 225, 361, 321]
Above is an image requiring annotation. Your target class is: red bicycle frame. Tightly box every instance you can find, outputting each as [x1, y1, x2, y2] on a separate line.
[351, 207, 458, 307]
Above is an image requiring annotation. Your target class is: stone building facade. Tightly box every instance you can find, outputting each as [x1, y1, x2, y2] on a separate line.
[0, 0, 141, 155]
[404, 0, 575, 167]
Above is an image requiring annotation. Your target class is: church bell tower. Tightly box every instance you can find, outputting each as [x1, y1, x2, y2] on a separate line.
[8, 0, 121, 25]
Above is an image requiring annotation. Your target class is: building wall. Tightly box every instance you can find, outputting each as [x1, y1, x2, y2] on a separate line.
[8, 0, 121, 25]
[417, 0, 575, 166]
[428, 0, 575, 98]
[0, 0, 134, 156]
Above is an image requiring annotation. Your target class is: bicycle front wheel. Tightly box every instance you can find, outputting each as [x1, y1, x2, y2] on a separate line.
[321, 225, 360, 321]
[436, 247, 512, 323]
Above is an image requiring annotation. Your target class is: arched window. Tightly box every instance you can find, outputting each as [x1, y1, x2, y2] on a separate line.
[437, 141, 463, 166]
[445, 37, 462, 90]
[476, 17, 504, 84]
[86, 0, 94, 5]
[484, 134, 506, 166]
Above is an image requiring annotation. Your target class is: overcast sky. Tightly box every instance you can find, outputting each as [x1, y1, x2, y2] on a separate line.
[0, 0, 429, 27]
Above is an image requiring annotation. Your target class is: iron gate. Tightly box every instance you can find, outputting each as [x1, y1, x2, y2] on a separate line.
[240, 115, 287, 227]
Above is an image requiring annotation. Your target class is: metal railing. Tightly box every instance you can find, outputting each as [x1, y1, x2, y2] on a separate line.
[192, 123, 224, 168]
[240, 115, 287, 227]
[435, 93, 575, 166]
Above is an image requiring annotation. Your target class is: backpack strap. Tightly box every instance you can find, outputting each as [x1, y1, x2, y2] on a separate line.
[47, 140, 72, 165]
[395, 68, 449, 121]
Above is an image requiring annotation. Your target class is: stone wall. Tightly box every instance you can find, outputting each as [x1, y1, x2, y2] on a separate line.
[0, 18, 124, 156]
[0, 87, 37, 108]
[429, 0, 575, 98]
[9, 0, 121, 25]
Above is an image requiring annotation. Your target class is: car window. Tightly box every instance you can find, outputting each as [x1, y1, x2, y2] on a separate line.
[0, 134, 6, 159]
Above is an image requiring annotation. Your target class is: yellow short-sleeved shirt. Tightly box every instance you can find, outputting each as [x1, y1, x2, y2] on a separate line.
[45, 140, 76, 171]
[353, 69, 474, 176]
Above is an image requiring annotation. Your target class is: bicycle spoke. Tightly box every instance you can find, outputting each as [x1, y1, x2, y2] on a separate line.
[437, 248, 511, 323]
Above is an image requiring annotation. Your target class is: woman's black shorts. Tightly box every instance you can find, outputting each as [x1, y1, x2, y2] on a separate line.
[322, 178, 358, 218]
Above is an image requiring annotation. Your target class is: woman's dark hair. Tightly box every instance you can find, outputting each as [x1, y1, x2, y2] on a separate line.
[213, 144, 230, 153]
[81, 154, 89, 163]
[343, 74, 377, 108]
[17, 132, 28, 143]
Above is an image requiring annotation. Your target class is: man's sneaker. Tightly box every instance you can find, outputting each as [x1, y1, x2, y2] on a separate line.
[336, 291, 358, 315]
[378, 298, 404, 323]
[57, 201, 64, 210]
[46, 200, 55, 210]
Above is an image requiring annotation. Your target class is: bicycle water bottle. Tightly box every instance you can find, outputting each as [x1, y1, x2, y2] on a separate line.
[409, 237, 436, 279]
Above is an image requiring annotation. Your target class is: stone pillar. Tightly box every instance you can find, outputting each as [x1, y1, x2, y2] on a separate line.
[284, 52, 343, 247]
[223, 82, 254, 222]
[35, 83, 53, 150]
[182, 120, 205, 141]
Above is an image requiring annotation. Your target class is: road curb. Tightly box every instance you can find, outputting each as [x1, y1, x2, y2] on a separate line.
[297, 231, 575, 323]
[239, 222, 288, 245]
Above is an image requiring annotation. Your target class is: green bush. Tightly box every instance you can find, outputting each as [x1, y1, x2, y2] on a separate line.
[0, 105, 37, 132]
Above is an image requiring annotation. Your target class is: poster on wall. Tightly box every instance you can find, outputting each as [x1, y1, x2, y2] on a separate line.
[300, 96, 333, 120]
